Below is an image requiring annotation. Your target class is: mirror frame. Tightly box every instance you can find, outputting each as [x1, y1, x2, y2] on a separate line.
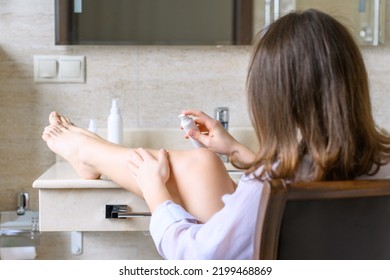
[55, 0, 254, 45]
[55, 0, 385, 46]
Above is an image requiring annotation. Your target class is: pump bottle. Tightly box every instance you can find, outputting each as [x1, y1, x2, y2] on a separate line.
[178, 114, 205, 148]
[107, 98, 123, 144]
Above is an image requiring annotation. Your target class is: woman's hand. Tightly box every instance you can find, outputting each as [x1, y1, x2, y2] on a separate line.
[181, 109, 257, 168]
[128, 148, 172, 211]
[181, 109, 239, 156]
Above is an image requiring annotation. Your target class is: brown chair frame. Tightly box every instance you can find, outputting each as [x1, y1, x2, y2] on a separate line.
[259, 179, 390, 259]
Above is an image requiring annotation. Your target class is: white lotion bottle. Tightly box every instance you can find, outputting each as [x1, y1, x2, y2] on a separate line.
[88, 119, 98, 133]
[178, 114, 205, 148]
[107, 98, 123, 144]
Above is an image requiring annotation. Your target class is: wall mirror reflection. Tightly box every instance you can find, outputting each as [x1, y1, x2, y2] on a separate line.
[55, 0, 385, 46]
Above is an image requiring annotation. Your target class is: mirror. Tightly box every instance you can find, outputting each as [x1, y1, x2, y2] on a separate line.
[55, 0, 253, 45]
[55, 0, 385, 46]
[268, 0, 386, 46]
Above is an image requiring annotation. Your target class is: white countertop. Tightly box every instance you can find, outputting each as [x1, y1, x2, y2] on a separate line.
[32, 162, 120, 189]
[33, 161, 244, 189]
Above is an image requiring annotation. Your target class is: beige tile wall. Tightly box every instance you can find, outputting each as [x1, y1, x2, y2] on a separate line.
[0, 0, 389, 259]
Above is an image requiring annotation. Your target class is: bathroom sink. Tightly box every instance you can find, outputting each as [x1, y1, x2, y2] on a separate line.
[100, 127, 258, 151]
[0, 211, 39, 247]
[0, 211, 39, 235]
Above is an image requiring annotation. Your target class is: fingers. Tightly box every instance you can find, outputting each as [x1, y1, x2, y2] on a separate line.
[130, 148, 166, 165]
[181, 109, 212, 124]
[128, 148, 169, 185]
[128, 149, 142, 177]
[181, 109, 203, 117]
[127, 148, 156, 176]
[180, 109, 214, 135]
[158, 149, 168, 163]
[136, 148, 155, 161]
[127, 161, 138, 177]
[188, 128, 209, 146]
[129, 148, 144, 164]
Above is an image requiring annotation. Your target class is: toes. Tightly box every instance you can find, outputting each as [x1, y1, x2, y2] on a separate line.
[49, 111, 61, 125]
[49, 111, 74, 126]
[43, 124, 65, 138]
[59, 114, 72, 125]
[42, 131, 50, 141]
[42, 125, 54, 141]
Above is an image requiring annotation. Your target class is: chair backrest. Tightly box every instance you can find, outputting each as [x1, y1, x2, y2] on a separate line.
[259, 179, 390, 260]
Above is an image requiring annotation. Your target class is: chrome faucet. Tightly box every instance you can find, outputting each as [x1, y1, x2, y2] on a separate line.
[16, 192, 29, 216]
[214, 107, 229, 130]
[214, 107, 229, 163]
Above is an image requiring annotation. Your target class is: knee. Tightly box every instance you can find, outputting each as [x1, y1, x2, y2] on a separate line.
[186, 148, 226, 175]
[169, 148, 227, 179]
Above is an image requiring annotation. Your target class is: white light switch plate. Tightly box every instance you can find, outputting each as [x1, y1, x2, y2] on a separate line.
[37, 59, 58, 78]
[34, 55, 85, 83]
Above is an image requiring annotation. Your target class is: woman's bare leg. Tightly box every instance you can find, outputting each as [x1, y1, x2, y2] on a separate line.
[42, 114, 236, 223]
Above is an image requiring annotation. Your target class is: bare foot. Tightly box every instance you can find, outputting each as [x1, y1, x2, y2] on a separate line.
[48, 111, 107, 142]
[42, 124, 101, 180]
[49, 111, 73, 126]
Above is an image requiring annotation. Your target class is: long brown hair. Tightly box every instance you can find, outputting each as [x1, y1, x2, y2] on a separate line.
[246, 9, 390, 181]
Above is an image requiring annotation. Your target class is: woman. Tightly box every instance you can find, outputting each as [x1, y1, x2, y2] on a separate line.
[42, 9, 390, 259]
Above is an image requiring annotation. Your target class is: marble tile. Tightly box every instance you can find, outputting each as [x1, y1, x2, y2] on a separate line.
[137, 46, 252, 128]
